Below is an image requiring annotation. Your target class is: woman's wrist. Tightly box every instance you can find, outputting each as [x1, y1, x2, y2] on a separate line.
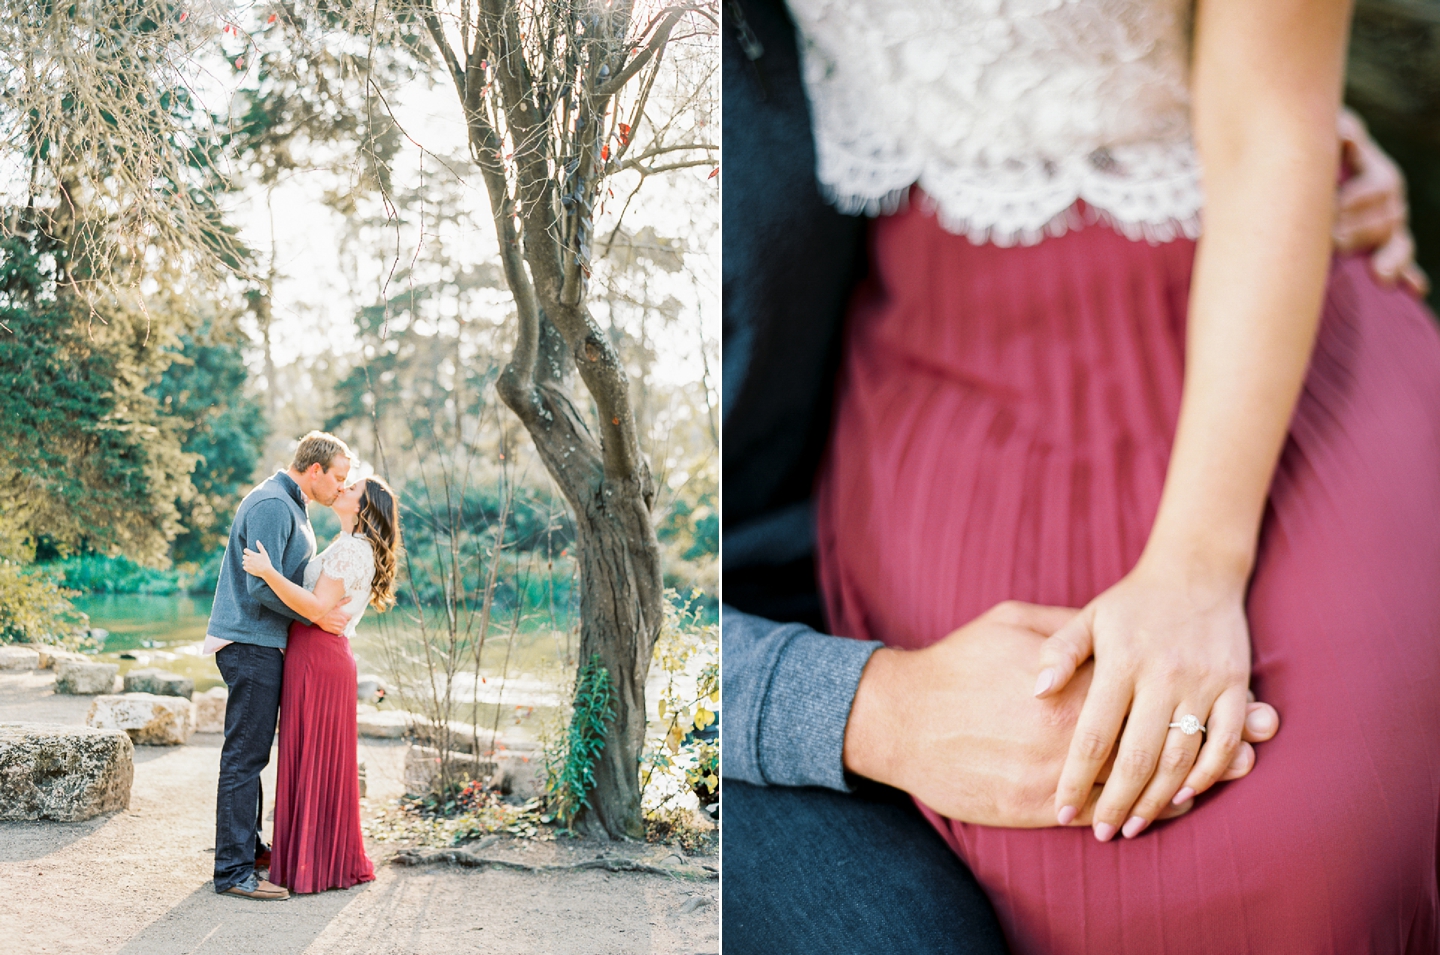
[1137, 528, 1255, 593]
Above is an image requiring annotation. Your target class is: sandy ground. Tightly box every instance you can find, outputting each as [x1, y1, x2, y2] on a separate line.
[0, 671, 718, 955]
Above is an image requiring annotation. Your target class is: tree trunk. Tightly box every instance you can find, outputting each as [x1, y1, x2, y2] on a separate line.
[570, 474, 663, 838]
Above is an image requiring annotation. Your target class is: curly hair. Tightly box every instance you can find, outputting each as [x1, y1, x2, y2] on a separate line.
[354, 476, 401, 611]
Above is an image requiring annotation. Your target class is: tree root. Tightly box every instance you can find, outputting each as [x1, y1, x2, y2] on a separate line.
[389, 848, 718, 880]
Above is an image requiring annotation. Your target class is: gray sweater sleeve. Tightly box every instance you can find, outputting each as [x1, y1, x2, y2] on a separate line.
[721, 604, 882, 790]
[243, 500, 309, 624]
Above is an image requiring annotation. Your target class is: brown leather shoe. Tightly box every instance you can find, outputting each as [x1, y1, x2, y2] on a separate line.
[223, 877, 290, 901]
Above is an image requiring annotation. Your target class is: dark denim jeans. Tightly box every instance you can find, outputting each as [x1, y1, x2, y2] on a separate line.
[213, 641, 284, 892]
[722, 781, 1008, 955]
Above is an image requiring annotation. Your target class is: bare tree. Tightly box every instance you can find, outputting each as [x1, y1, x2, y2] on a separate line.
[387, 0, 718, 838]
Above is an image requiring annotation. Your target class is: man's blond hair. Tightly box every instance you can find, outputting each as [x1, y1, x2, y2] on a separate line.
[291, 431, 353, 474]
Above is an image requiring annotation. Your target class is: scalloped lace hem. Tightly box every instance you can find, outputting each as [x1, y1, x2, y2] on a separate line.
[821, 182, 1203, 247]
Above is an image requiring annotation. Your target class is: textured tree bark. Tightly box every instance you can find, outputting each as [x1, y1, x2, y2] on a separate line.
[412, 0, 712, 839]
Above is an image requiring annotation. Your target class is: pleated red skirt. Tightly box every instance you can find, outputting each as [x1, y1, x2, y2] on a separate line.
[271, 621, 374, 894]
[815, 196, 1440, 955]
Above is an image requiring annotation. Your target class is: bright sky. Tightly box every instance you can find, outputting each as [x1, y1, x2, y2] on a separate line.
[221, 63, 718, 390]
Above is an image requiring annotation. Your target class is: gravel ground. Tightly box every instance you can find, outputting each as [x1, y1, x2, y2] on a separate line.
[0, 671, 718, 955]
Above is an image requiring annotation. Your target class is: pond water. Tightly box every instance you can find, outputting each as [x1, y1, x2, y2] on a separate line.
[72, 594, 578, 731]
[73, 594, 226, 692]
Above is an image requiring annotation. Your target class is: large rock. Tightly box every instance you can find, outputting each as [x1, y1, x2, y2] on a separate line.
[403, 745, 497, 795]
[493, 750, 543, 800]
[356, 674, 387, 705]
[0, 646, 40, 670]
[33, 646, 87, 670]
[86, 693, 195, 745]
[54, 660, 119, 695]
[357, 710, 411, 739]
[122, 667, 194, 700]
[194, 686, 228, 734]
[0, 722, 133, 821]
[410, 718, 539, 756]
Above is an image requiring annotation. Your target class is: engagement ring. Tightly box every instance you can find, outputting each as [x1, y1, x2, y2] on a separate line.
[1169, 715, 1205, 736]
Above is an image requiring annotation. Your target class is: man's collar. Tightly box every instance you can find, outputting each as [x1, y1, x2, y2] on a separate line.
[273, 470, 309, 510]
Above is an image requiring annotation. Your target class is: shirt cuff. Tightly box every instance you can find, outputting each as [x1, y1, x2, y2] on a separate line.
[755, 629, 882, 790]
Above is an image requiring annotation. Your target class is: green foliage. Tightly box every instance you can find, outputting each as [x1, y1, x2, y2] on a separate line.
[152, 329, 268, 562]
[44, 552, 192, 596]
[0, 519, 85, 645]
[642, 591, 720, 813]
[0, 237, 199, 564]
[545, 653, 616, 828]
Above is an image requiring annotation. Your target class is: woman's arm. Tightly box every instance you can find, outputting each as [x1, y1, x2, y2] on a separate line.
[1035, 0, 1354, 841]
[242, 541, 348, 624]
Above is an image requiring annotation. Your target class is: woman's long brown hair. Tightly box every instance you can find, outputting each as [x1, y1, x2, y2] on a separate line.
[354, 476, 401, 611]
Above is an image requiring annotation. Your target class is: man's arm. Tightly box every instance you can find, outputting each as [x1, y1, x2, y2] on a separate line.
[724, 600, 1281, 828]
[242, 501, 311, 624]
[721, 605, 881, 790]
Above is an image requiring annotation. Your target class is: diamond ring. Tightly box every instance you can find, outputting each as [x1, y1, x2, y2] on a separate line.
[1169, 714, 1205, 736]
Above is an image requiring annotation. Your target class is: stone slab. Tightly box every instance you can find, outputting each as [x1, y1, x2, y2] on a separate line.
[122, 667, 194, 700]
[86, 693, 195, 745]
[54, 660, 119, 695]
[403, 744, 497, 795]
[194, 686, 227, 734]
[0, 647, 40, 670]
[0, 722, 133, 820]
[357, 674, 387, 705]
[33, 646, 87, 669]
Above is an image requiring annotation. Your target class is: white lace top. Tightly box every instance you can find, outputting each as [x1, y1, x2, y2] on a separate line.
[787, 0, 1202, 245]
[303, 532, 376, 637]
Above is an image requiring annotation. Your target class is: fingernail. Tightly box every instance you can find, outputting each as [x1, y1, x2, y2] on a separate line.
[1094, 822, 1117, 842]
[1244, 708, 1271, 736]
[1171, 787, 1195, 806]
[1122, 816, 1148, 839]
[1033, 669, 1055, 697]
[1056, 805, 1078, 825]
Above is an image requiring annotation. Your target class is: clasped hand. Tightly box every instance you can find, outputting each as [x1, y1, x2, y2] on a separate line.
[843, 600, 1277, 832]
[1035, 557, 1255, 840]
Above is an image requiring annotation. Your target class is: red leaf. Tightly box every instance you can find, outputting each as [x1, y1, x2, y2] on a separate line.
[708, 166, 719, 179]
[179, 10, 187, 22]
[235, 56, 244, 69]
[267, 13, 276, 23]
[611, 416, 620, 425]
[601, 144, 610, 160]
[480, 60, 488, 70]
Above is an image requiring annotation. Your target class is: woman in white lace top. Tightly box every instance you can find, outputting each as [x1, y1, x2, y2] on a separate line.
[242, 476, 402, 894]
[799, 1, 1440, 952]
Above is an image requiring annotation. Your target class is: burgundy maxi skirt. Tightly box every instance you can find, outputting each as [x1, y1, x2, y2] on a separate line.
[271, 621, 374, 894]
[815, 197, 1440, 955]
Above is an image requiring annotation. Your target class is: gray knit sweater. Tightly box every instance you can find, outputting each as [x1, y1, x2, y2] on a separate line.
[205, 471, 316, 649]
[721, 605, 882, 790]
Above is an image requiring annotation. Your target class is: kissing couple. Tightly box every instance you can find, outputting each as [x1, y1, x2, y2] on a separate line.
[202, 431, 403, 899]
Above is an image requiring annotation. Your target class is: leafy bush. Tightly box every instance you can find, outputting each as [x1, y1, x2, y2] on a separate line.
[642, 591, 719, 814]
[0, 521, 86, 645]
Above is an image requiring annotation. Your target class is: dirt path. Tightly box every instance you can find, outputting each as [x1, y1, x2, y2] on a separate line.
[0, 672, 718, 955]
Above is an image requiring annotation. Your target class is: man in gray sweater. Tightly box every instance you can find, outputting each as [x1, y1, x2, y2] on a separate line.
[206, 432, 353, 900]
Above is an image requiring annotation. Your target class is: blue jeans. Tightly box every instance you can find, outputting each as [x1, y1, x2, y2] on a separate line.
[722, 781, 1008, 954]
[213, 642, 284, 892]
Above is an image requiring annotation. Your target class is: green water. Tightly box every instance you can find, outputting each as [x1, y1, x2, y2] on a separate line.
[72, 593, 225, 692]
[71, 595, 575, 726]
